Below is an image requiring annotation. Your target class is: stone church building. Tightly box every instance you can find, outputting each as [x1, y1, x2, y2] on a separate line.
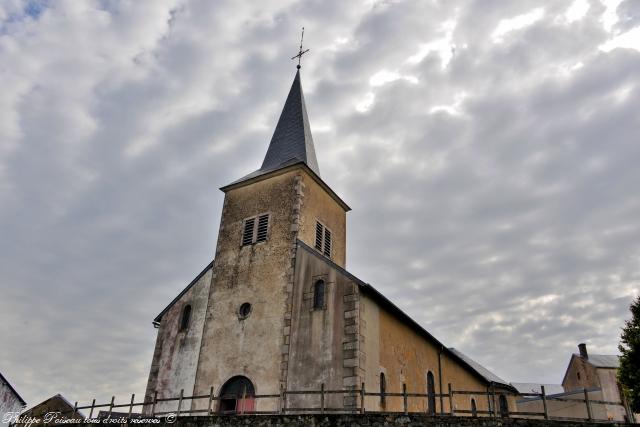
[144, 68, 517, 414]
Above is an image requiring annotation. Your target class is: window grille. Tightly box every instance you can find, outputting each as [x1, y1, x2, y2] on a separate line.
[242, 218, 255, 246]
[323, 228, 331, 257]
[256, 214, 269, 242]
[314, 221, 333, 258]
[241, 214, 270, 246]
[315, 222, 323, 250]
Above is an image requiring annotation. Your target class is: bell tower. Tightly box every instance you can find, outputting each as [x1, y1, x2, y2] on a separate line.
[191, 68, 350, 411]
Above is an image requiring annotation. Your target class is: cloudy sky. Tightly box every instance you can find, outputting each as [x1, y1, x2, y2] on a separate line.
[1, 0, 639, 408]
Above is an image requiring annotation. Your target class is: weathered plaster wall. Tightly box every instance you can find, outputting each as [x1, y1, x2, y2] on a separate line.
[192, 170, 300, 412]
[563, 357, 600, 391]
[286, 246, 359, 409]
[144, 267, 212, 414]
[296, 172, 347, 267]
[596, 369, 625, 421]
[0, 378, 24, 427]
[360, 292, 515, 414]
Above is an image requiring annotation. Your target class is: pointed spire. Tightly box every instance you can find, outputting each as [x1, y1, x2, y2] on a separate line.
[260, 69, 320, 176]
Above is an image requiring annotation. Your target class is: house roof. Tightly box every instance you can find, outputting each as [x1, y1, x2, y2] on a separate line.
[583, 354, 620, 368]
[153, 261, 214, 323]
[561, 353, 621, 386]
[0, 371, 26, 405]
[296, 240, 516, 393]
[22, 394, 80, 417]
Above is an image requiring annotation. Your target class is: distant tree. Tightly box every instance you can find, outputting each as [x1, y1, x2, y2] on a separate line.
[618, 295, 640, 412]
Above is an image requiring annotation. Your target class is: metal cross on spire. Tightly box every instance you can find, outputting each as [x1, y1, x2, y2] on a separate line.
[291, 27, 310, 69]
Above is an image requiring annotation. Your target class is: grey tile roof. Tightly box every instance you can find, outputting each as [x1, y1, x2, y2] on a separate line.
[261, 70, 319, 176]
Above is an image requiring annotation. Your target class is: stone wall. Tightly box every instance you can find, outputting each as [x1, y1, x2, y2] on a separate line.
[68, 414, 635, 427]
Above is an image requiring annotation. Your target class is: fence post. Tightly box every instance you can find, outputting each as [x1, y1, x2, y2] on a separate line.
[448, 383, 454, 416]
[360, 382, 365, 414]
[128, 393, 135, 418]
[279, 383, 285, 414]
[402, 383, 408, 415]
[583, 388, 592, 421]
[207, 386, 214, 415]
[89, 399, 96, 419]
[490, 384, 496, 418]
[541, 385, 549, 420]
[108, 396, 115, 417]
[151, 391, 157, 417]
[176, 389, 184, 418]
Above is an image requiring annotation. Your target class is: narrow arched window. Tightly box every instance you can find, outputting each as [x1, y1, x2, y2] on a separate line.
[427, 371, 436, 415]
[180, 304, 192, 331]
[313, 280, 325, 309]
[470, 398, 477, 417]
[380, 372, 386, 405]
[499, 394, 508, 417]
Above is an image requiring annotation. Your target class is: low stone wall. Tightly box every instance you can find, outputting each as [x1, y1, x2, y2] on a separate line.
[70, 414, 635, 426]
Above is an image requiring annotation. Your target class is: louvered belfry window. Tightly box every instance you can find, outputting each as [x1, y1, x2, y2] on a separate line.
[314, 221, 332, 258]
[242, 213, 270, 246]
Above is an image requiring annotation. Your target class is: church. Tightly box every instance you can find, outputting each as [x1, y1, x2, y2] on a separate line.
[143, 64, 517, 415]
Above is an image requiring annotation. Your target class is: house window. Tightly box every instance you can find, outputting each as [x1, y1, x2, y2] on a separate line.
[314, 221, 332, 258]
[241, 214, 270, 246]
[380, 372, 386, 405]
[313, 280, 325, 309]
[180, 304, 192, 331]
[471, 398, 477, 417]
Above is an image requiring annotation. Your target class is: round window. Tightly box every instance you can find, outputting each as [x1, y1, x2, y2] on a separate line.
[238, 302, 252, 319]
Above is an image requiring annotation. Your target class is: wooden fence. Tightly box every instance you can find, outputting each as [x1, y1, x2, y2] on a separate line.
[51, 383, 634, 423]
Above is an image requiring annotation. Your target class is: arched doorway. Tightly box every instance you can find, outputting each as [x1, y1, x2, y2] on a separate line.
[218, 376, 255, 414]
[470, 398, 477, 417]
[426, 371, 436, 415]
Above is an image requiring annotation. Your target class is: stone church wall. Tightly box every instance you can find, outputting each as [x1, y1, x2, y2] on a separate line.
[144, 266, 212, 414]
[286, 245, 360, 410]
[192, 170, 300, 412]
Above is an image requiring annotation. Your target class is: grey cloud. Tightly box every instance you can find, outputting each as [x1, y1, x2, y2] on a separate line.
[1, 0, 638, 408]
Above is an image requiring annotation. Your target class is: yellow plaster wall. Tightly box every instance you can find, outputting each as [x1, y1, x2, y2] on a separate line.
[297, 171, 347, 267]
[361, 293, 514, 414]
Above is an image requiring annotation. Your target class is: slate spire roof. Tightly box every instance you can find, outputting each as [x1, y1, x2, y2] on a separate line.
[260, 69, 320, 176]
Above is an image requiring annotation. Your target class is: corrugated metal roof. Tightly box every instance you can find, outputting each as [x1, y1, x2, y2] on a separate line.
[448, 348, 509, 385]
[511, 382, 565, 395]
